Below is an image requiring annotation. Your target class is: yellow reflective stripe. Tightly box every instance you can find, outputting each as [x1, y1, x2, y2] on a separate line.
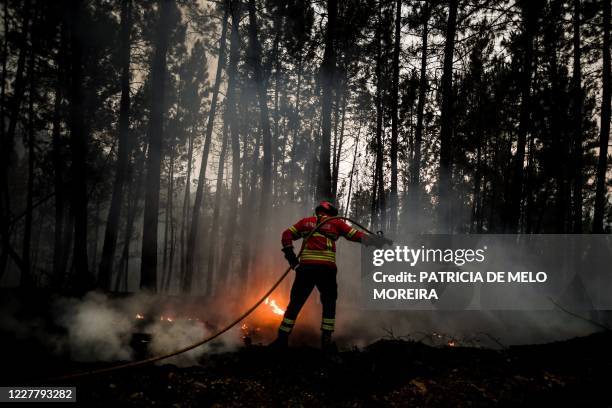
[347, 228, 357, 238]
[279, 325, 292, 332]
[321, 324, 335, 331]
[301, 258, 336, 263]
[326, 238, 332, 250]
[301, 249, 335, 256]
[282, 318, 295, 325]
[300, 249, 336, 260]
[300, 253, 336, 261]
[301, 253, 335, 258]
[288, 226, 298, 235]
[322, 318, 335, 324]
[301, 257, 335, 262]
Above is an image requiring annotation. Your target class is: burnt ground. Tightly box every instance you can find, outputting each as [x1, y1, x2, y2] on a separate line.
[1, 330, 612, 407]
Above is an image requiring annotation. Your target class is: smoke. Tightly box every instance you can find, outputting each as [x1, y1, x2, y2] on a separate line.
[55, 292, 134, 361]
[0, 291, 244, 366]
[147, 319, 211, 366]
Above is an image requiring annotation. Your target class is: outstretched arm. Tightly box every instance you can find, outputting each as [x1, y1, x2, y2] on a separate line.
[337, 220, 393, 247]
[336, 220, 365, 243]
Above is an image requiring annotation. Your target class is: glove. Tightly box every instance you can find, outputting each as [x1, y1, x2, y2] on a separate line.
[362, 234, 393, 249]
[282, 246, 299, 269]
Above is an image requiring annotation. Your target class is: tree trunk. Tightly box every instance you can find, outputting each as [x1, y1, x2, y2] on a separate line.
[1, 0, 30, 278]
[140, 0, 172, 292]
[98, 0, 132, 290]
[68, 0, 92, 292]
[506, 0, 539, 233]
[332, 87, 347, 198]
[524, 132, 536, 233]
[271, 5, 283, 200]
[238, 111, 262, 292]
[571, 0, 584, 233]
[389, 0, 402, 233]
[247, 0, 273, 222]
[0, 0, 8, 144]
[32, 210, 44, 274]
[373, 4, 386, 230]
[345, 122, 362, 216]
[545, 0, 568, 233]
[0, 0, 9, 279]
[51, 16, 68, 286]
[21, 32, 36, 288]
[3, 0, 30, 188]
[438, 0, 458, 233]
[99, 0, 132, 290]
[183, 5, 228, 293]
[409, 0, 429, 231]
[317, 0, 337, 201]
[116, 144, 147, 291]
[166, 146, 176, 291]
[162, 138, 175, 288]
[217, 2, 242, 293]
[593, 0, 610, 233]
[288, 57, 302, 200]
[470, 136, 483, 233]
[179, 123, 194, 282]
[59, 213, 74, 282]
[332, 75, 342, 196]
[91, 200, 101, 271]
[245, 0, 274, 283]
[164, 206, 176, 292]
[205, 120, 229, 295]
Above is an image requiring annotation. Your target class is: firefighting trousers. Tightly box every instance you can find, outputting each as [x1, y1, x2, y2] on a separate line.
[278, 264, 337, 333]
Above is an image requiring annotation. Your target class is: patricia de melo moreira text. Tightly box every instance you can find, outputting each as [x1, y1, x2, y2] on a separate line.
[369, 246, 548, 300]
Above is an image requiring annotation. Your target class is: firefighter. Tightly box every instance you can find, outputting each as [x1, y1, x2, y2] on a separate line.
[270, 200, 392, 350]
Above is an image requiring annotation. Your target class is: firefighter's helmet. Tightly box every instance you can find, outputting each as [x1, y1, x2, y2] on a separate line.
[315, 200, 338, 216]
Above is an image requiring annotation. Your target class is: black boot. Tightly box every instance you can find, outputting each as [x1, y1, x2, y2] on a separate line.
[269, 331, 289, 348]
[321, 330, 336, 352]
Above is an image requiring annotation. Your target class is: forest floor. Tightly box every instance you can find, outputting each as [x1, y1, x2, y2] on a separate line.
[1, 328, 611, 407]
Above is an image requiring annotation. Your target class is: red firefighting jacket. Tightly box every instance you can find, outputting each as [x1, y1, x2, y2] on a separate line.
[281, 215, 364, 268]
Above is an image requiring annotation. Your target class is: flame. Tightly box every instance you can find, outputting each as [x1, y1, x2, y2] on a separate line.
[264, 297, 285, 316]
[136, 313, 144, 320]
[447, 340, 457, 347]
[159, 315, 174, 322]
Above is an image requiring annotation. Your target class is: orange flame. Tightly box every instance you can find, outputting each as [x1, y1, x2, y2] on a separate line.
[135, 313, 144, 320]
[447, 340, 457, 347]
[264, 297, 285, 316]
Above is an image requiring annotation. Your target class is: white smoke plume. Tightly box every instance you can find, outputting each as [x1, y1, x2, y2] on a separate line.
[55, 292, 134, 361]
[47, 291, 240, 364]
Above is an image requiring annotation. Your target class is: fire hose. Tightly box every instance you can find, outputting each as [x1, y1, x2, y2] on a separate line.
[44, 216, 378, 382]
